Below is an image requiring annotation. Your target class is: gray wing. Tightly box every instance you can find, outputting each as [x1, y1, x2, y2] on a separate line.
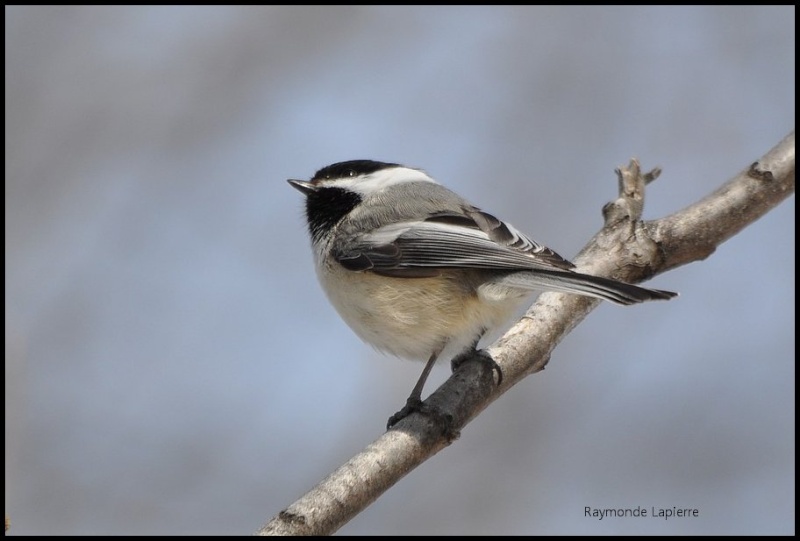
[334, 208, 576, 277]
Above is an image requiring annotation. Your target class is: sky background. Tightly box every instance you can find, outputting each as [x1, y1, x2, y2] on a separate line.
[5, 5, 794, 535]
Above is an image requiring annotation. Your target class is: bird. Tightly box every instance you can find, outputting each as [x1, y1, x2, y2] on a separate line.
[288, 159, 676, 428]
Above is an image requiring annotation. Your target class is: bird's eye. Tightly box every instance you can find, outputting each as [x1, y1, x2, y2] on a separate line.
[347, 170, 356, 177]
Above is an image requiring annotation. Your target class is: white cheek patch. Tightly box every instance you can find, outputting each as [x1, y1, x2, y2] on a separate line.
[319, 167, 438, 196]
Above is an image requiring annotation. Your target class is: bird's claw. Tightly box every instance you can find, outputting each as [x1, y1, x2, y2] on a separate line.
[386, 396, 424, 430]
[450, 349, 503, 386]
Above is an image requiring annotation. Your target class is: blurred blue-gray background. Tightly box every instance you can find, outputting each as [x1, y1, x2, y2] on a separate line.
[5, 6, 794, 535]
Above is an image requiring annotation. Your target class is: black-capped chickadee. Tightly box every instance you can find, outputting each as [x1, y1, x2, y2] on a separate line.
[289, 160, 676, 428]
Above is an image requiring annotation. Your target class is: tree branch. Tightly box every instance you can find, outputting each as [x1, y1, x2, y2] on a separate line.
[653, 131, 795, 271]
[256, 131, 795, 536]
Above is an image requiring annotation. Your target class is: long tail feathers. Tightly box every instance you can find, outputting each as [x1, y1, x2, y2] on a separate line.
[493, 269, 677, 306]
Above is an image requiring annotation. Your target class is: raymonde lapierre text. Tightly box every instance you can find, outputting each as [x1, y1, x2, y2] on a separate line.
[585, 506, 699, 520]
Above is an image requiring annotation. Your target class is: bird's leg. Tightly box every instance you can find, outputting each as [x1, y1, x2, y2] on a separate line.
[450, 330, 503, 385]
[386, 350, 440, 429]
[449, 331, 484, 373]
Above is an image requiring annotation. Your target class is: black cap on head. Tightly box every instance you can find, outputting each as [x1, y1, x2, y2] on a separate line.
[311, 160, 401, 182]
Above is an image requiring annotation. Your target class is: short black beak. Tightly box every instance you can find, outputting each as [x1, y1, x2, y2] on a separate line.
[287, 179, 318, 195]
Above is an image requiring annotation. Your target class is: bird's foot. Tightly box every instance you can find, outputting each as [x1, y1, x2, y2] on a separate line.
[386, 396, 459, 441]
[386, 396, 423, 430]
[450, 349, 503, 386]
